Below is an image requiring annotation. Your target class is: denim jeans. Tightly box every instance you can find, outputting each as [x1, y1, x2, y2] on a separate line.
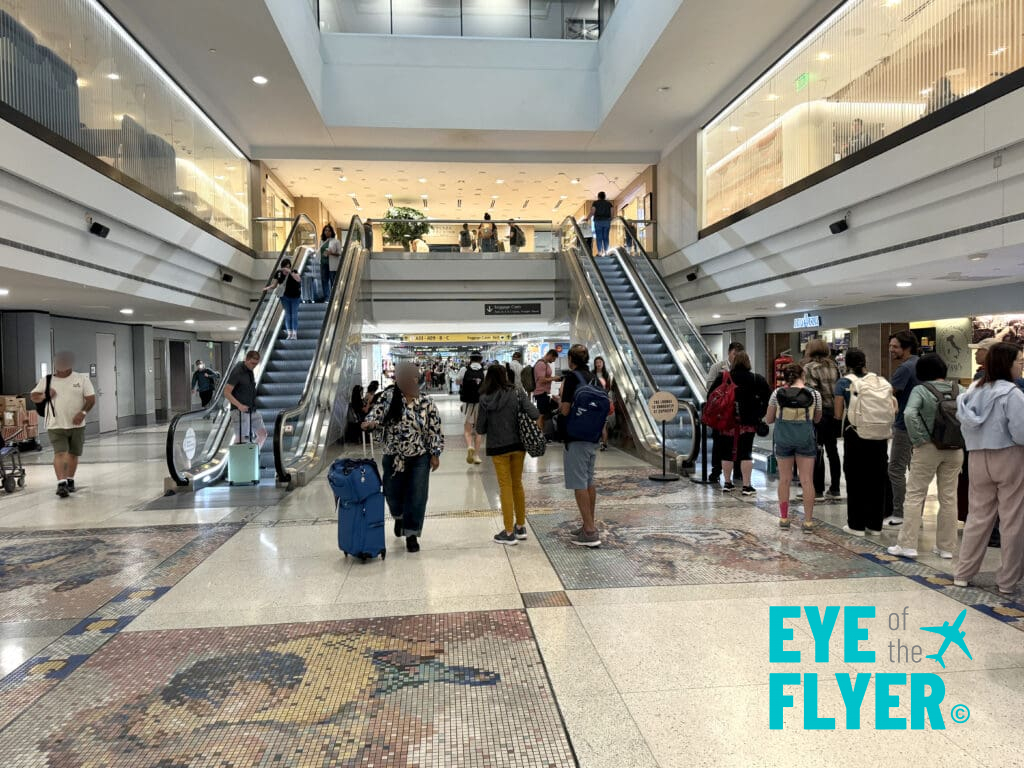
[320, 263, 332, 302]
[491, 451, 526, 531]
[279, 296, 300, 334]
[888, 428, 914, 517]
[382, 453, 431, 537]
[594, 219, 611, 254]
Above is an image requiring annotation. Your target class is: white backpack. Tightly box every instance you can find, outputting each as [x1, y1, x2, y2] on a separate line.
[845, 372, 895, 440]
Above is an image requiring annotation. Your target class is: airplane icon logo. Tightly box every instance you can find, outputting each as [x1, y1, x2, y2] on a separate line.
[920, 608, 973, 669]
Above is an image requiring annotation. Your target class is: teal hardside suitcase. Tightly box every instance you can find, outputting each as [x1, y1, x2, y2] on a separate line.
[228, 411, 260, 486]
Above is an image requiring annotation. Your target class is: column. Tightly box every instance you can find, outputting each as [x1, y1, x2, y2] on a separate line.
[0, 311, 51, 394]
[131, 325, 155, 426]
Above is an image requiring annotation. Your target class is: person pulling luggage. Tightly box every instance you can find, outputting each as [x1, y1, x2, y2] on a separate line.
[362, 363, 444, 553]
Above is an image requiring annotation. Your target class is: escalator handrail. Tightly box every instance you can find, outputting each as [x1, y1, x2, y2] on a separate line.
[165, 214, 318, 486]
[676, 399, 701, 466]
[272, 217, 367, 482]
[605, 246, 708, 406]
[615, 217, 715, 389]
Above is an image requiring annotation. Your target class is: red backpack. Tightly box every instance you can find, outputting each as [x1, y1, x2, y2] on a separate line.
[701, 370, 738, 431]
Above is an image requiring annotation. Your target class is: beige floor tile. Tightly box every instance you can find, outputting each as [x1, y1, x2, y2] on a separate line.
[558, 694, 660, 768]
[528, 607, 619, 699]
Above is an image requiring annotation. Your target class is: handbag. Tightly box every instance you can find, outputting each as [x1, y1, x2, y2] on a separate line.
[516, 391, 546, 458]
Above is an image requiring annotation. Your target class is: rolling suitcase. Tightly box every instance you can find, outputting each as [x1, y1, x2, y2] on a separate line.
[328, 448, 386, 562]
[228, 411, 260, 486]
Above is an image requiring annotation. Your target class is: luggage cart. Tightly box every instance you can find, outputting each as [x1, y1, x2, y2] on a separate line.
[0, 427, 27, 494]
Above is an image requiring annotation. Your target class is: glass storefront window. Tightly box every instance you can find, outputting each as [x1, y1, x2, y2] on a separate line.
[701, 0, 1024, 230]
[0, 0, 251, 245]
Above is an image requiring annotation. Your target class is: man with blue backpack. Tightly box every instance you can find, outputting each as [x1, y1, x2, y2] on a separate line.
[558, 343, 610, 548]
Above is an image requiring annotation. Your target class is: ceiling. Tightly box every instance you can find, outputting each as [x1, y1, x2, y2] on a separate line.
[267, 159, 648, 221]
[683, 243, 1024, 328]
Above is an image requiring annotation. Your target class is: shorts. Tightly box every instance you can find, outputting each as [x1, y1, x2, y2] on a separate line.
[773, 420, 817, 458]
[713, 431, 755, 462]
[774, 439, 817, 459]
[461, 402, 480, 424]
[233, 410, 266, 442]
[48, 427, 86, 457]
[534, 393, 555, 417]
[564, 440, 598, 490]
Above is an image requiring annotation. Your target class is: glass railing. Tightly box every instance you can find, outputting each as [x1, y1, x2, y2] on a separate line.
[610, 217, 714, 401]
[274, 217, 369, 487]
[319, 0, 616, 40]
[0, 0, 251, 245]
[559, 216, 698, 465]
[701, 0, 1024, 230]
[165, 216, 318, 489]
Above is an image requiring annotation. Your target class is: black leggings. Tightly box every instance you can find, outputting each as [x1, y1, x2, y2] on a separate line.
[814, 415, 841, 494]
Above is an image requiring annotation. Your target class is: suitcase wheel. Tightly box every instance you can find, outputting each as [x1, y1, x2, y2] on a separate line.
[380, 551, 386, 561]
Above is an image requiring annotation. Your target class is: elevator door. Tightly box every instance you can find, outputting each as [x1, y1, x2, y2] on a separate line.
[95, 334, 118, 433]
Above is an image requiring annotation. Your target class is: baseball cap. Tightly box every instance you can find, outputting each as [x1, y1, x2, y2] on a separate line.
[969, 338, 998, 350]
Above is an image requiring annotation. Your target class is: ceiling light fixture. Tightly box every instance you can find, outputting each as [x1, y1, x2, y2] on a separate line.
[896, 281, 913, 288]
[560, 195, 568, 199]
[228, 326, 238, 331]
[816, 52, 831, 61]
[712, 314, 722, 319]
[106, 72, 120, 80]
[496, 179, 505, 184]
[0, 289, 9, 297]
[728, 125, 742, 132]
[348, 192, 357, 197]
[571, 178, 580, 185]
[252, 75, 268, 85]
[657, 86, 671, 92]
[774, 302, 787, 308]
[491, 195, 499, 199]
[76, 78, 88, 87]
[119, 308, 134, 315]
[968, 253, 988, 262]
[919, 87, 932, 96]
[338, 175, 347, 182]
[990, 46, 1007, 56]
[184, 319, 195, 324]
[420, 194, 428, 199]
[418, 177, 427, 183]
[765, 93, 780, 101]
[172, 190, 184, 196]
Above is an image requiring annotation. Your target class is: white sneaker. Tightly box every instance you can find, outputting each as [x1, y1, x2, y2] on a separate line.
[952, 579, 969, 588]
[883, 516, 904, 526]
[843, 525, 866, 538]
[931, 548, 954, 559]
[865, 529, 882, 537]
[887, 545, 917, 558]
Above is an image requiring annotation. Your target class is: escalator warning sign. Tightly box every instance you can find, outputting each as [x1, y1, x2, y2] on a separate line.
[484, 303, 542, 316]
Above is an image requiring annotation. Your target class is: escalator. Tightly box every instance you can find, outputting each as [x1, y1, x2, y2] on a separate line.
[558, 216, 714, 467]
[166, 215, 369, 492]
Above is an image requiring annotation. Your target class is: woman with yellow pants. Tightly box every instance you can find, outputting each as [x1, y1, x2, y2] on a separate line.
[476, 364, 541, 545]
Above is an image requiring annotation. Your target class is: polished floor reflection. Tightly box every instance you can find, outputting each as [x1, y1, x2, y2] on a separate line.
[0, 397, 1020, 766]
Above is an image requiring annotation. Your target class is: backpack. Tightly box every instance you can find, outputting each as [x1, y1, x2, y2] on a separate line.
[845, 373, 894, 440]
[459, 365, 485, 404]
[521, 364, 536, 393]
[511, 226, 525, 247]
[776, 387, 816, 420]
[479, 222, 495, 240]
[701, 370, 738, 432]
[923, 383, 964, 450]
[459, 229, 472, 247]
[34, 374, 54, 418]
[565, 371, 611, 443]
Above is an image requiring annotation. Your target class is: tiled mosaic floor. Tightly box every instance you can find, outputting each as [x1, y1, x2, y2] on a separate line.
[519, 468, 733, 509]
[0, 611, 577, 768]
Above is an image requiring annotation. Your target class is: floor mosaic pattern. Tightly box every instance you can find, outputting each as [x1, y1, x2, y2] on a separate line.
[0, 611, 577, 768]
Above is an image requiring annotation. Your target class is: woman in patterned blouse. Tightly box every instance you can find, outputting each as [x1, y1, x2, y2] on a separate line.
[362, 363, 444, 552]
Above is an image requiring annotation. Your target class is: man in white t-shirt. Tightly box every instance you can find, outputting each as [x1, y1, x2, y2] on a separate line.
[30, 351, 96, 498]
[509, 351, 525, 391]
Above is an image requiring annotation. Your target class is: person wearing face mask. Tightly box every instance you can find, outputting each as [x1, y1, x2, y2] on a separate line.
[362, 363, 444, 553]
[191, 360, 220, 407]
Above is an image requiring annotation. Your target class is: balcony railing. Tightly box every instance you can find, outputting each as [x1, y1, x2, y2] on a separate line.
[319, 0, 617, 40]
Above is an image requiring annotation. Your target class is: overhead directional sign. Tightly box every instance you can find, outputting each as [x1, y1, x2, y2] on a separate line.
[484, 303, 542, 316]
[401, 334, 512, 343]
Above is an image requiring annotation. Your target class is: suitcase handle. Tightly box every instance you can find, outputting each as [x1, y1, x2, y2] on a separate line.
[239, 408, 256, 443]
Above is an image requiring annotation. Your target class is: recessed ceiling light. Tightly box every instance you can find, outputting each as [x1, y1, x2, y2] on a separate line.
[657, 86, 670, 92]
[106, 72, 120, 80]
[228, 326, 238, 331]
[990, 47, 1007, 56]
[491, 195, 499, 199]
[338, 175, 347, 182]
[774, 302, 787, 308]
[209, 48, 217, 54]
[420, 194, 428, 199]
[816, 52, 831, 61]
[184, 319, 195, 324]
[968, 253, 988, 262]
[496, 179, 505, 184]
[728, 125, 742, 132]
[919, 87, 932, 96]
[348, 192, 357, 197]
[119, 308, 134, 315]
[765, 93, 779, 101]
[214, 175, 225, 180]
[896, 281, 913, 288]
[712, 314, 722, 319]
[560, 195, 568, 199]
[571, 178, 580, 185]
[172, 190, 184, 196]
[418, 177, 427, 183]
[0, 289, 9, 296]
[252, 75, 268, 85]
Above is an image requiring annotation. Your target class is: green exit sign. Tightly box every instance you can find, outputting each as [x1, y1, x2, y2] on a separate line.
[795, 72, 810, 91]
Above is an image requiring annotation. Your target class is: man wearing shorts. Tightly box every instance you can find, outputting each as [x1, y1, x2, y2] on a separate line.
[559, 344, 601, 548]
[31, 351, 96, 498]
[532, 349, 562, 433]
[223, 350, 267, 447]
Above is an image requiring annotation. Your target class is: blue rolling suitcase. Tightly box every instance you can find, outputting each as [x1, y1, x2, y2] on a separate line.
[328, 456, 386, 562]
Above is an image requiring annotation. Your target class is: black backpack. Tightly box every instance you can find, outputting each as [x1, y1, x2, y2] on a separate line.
[923, 383, 965, 450]
[776, 386, 815, 420]
[34, 374, 54, 417]
[459, 229, 472, 247]
[460, 366, 485, 403]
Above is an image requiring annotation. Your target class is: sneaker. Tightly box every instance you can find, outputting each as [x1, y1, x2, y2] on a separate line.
[56, 483, 70, 498]
[513, 525, 528, 540]
[952, 579, 969, 588]
[824, 490, 841, 500]
[779, 517, 791, 529]
[997, 587, 1016, 597]
[394, 518, 403, 538]
[723, 483, 736, 492]
[801, 520, 817, 533]
[466, 448, 475, 465]
[493, 530, 518, 546]
[570, 531, 601, 548]
[843, 525, 866, 538]
[883, 516, 904, 527]
[887, 545, 917, 558]
[600, 442, 608, 451]
[66, 479, 77, 493]
[931, 548, 954, 559]
[406, 536, 420, 553]
[865, 529, 882, 537]
[473, 454, 482, 465]
[741, 486, 756, 496]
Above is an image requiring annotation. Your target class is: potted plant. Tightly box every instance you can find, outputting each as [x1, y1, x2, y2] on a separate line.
[379, 206, 431, 250]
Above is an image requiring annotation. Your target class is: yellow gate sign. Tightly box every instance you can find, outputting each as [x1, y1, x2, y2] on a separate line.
[401, 334, 512, 343]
